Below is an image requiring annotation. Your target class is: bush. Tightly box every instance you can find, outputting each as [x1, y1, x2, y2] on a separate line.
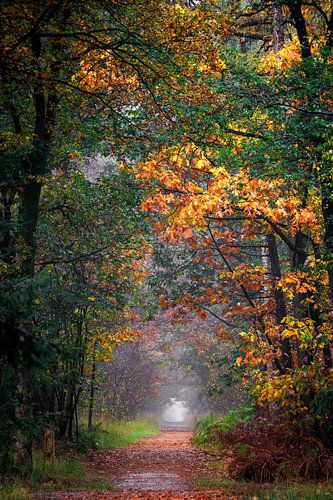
[223, 419, 333, 482]
[193, 409, 333, 482]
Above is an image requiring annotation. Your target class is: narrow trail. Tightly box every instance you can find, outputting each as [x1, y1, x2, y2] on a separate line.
[38, 431, 238, 499]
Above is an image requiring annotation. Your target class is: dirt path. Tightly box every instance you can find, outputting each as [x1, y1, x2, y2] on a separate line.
[37, 430, 238, 499]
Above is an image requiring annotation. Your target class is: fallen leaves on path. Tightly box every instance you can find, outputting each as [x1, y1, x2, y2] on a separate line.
[38, 490, 237, 499]
[37, 431, 237, 499]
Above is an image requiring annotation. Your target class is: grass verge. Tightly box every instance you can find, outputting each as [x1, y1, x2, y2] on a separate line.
[194, 474, 333, 499]
[78, 418, 159, 450]
[0, 483, 30, 500]
[0, 418, 158, 497]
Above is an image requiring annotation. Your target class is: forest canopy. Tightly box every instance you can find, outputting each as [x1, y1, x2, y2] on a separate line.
[0, 0, 332, 480]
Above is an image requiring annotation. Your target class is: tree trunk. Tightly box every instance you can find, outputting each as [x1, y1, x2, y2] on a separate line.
[10, 177, 43, 475]
[67, 392, 74, 441]
[321, 188, 333, 368]
[272, 2, 284, 52]
[12, 373, 33, 477]
[267, 233, 292, 369]
[88, 345, 97, 432]
[1, 188, 14, 264]
[322, 194, 333, 307]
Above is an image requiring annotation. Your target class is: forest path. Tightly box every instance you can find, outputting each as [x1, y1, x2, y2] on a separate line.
[39, 431, 238, 499]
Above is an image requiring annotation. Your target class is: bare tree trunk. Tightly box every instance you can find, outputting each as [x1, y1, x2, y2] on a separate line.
[88, 344, 97, 432]
[272, 2, 284, 52]
[322, 195, 333, 307]
[12, 373, 33, 477]
[267, 233, 292, 370]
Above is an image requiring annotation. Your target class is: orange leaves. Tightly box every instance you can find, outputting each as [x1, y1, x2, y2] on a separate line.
[159, 295, 170, 309]
[237, 311, 333, 412]
[197, 309, 207, 320]
[141, 191, 170, 215]
[228, 264, 267, 294]
[137, 143, 231, 240]
[72, 0, 229, 112]
[292, 206, 322, 241]
[277, 271, 316, 300]
[235, 356, 243, 366]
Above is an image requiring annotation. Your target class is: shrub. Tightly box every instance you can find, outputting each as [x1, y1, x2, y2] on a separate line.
[223, 419, 333, 482]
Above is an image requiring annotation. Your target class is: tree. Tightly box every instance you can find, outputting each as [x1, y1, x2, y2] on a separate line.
[135, 0, 333, 439]
[0, 0, 228, 474]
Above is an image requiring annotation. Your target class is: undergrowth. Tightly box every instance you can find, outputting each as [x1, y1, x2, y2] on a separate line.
[193, 409, 333, 483]
[0, 418, 157, 497]
[31, 451, 85, 484]
[261, 482, 333, 499]
[192, 405, 254, 448]
[30, 450, 113, 493]
[0, 483, 30, 500]
[223, 419, 333, 482]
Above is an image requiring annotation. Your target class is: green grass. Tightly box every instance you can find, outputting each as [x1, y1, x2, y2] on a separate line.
[31, 450, 85, 485]
[29, 450, 115, 492]
[31, 418, 158, 491]
[0, 418, 158, 497]
[0, 483, 30, 500]
[259, 482, 333, 499]
[195, 476, 230, 489]
[96, 418, 159, 449]
[192, 406, 254, 448]
[78, 417, 159, 450]
[194, 474, 333, 499]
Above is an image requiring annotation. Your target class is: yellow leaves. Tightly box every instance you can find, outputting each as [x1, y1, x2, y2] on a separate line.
[281, 316, 316, 347]
[88, 296, 96, 302]
[112, 326, 141, 345]
[76, 48, 141, 95]
[277, 272, 315, 299]
[210, 165, 229, 181]
[195, 158, 208, 170]
[197, 56, 226, 75]
[258, 382, 282, 403]
[88, 322, 142, 362]
[260, 37, 301, 74]
[197, 62, 209, 73]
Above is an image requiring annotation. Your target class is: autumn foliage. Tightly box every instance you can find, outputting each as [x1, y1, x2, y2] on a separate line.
[135, 0, 333, 443]
[1, 0, 333, 480]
